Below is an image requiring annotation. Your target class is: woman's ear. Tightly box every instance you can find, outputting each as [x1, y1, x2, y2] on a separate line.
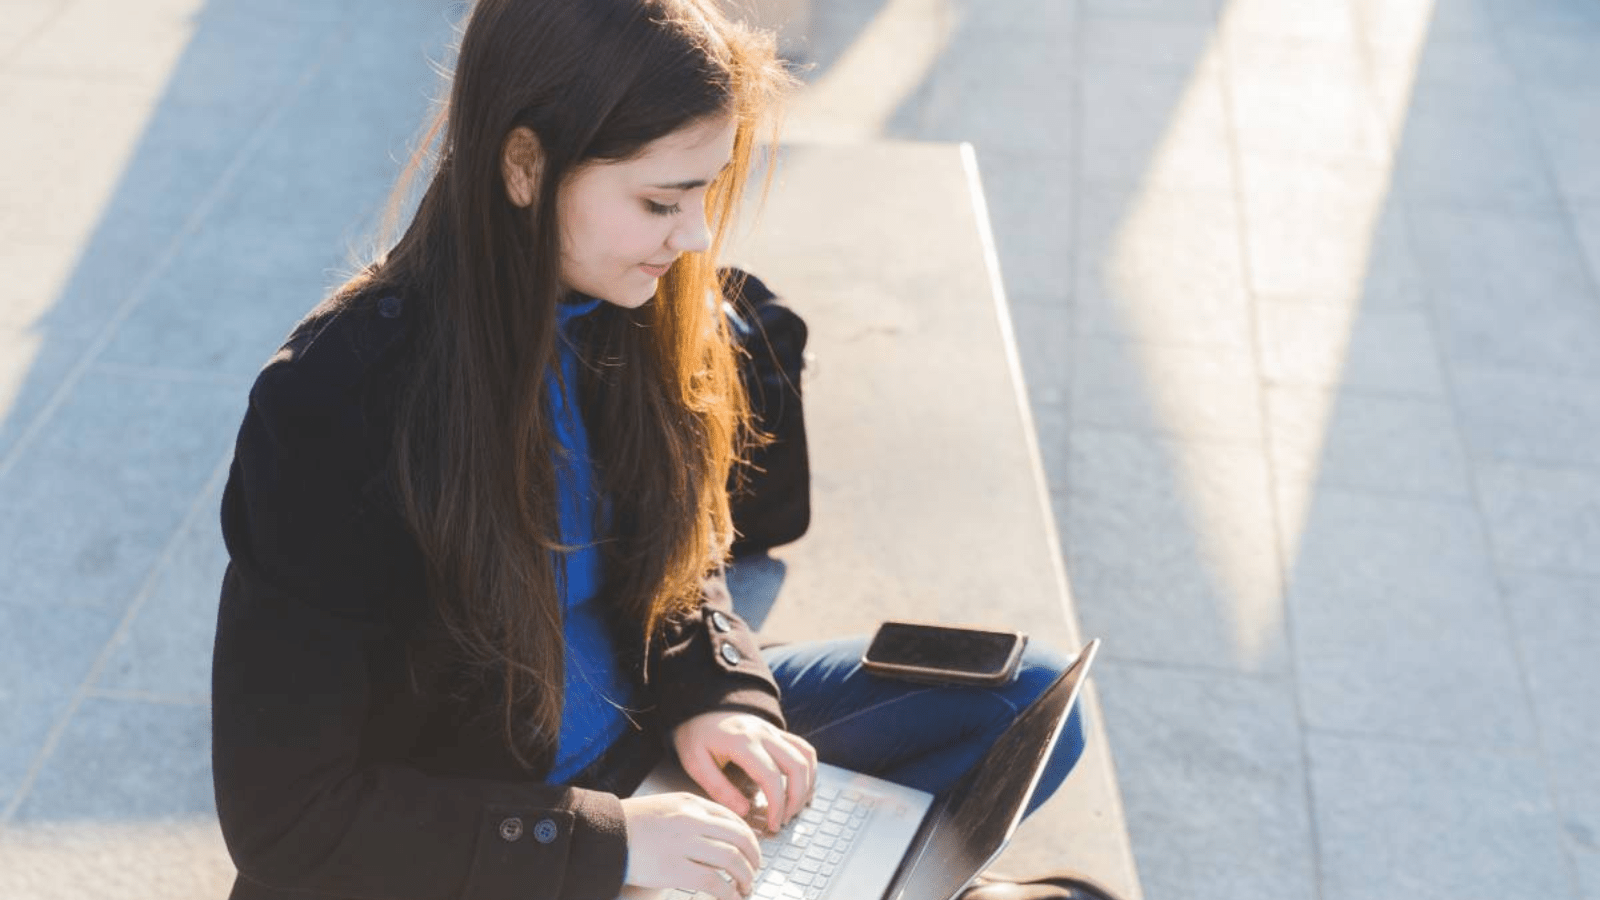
[501, 127, 542, 208]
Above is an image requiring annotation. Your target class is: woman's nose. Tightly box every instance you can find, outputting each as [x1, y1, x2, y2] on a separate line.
[668, 200, 711, 254]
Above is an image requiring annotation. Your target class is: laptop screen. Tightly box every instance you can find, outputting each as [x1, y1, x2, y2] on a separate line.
[883, 640, 1098, 900]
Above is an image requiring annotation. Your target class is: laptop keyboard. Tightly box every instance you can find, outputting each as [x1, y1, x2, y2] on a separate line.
[673, 786, 876, 900]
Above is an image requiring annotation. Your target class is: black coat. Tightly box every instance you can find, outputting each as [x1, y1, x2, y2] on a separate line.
[212, 294, 783, 900]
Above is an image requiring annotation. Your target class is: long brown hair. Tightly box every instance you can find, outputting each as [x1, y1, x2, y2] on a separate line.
[342, 0, 789, 766]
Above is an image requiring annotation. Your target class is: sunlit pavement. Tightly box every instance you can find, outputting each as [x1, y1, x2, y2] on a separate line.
[3, 1, 1599, 898]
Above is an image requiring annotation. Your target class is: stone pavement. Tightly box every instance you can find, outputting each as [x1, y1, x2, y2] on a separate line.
[3, 0, 1600, 898]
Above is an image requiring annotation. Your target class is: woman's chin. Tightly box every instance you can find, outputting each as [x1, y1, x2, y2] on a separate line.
[599, 285, 657, 309]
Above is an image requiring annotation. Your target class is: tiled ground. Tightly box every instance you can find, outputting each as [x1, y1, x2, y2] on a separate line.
[801, 0, 1600, 897]
[3, 0, 1599, 898]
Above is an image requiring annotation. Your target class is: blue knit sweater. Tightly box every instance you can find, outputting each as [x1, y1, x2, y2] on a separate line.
[546, 296, 636, 782]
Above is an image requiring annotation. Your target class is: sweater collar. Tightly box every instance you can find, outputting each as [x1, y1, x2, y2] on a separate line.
[558, 294, 604, 326]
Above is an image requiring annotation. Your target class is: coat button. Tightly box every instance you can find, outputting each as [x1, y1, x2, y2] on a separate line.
[499, 817, 523, 842]
[719, 642, 742, 666]
[533, 818, 559, 844]
[710, 611, 732, 633]
[378, 296, 403, 318]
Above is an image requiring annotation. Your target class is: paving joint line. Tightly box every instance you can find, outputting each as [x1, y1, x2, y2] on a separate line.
[87, 361, 254, 388]
[0, 0, 79, 72]
[0, 21, 352, 485]
[1401, 13, 1590, 898]
[1215, 13, 1327, 900]
[84, 688, 210, 708]
[0, 450, 231, 825]
[1096, 654, 1292, 681]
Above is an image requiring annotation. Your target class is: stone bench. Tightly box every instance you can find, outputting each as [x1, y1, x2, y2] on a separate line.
[724, 141, 1142, 897]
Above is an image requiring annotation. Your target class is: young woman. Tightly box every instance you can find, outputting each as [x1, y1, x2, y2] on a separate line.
[211, 1, 1096, 899]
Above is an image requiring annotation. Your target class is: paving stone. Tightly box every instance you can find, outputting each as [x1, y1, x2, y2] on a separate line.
[7, 0, 200, 83]
[1410, 207, 1600, 378]
[1094, 661, 1317, 900]
[1225, 39, 1390, 165]
[1081, 0, 1220, 21]
[1367, 38, 1518, 145]
[1526, 86, 1600, 204]
[1080, 15, 1220, 71]
[0, 71, 168, 246]
[0, 815, 235, 900]
[1576, 203, 1600, 293]
[1281, 489, 1535, 746]
[1574, 839, 1600, 896]
[1009, 295, 1074, 406]
[914, 34, 1074, 153]
[1218, 0, 1361, 43]
[13, 696, 214, 822]
[1082, 62, 1233, 192]
[0, 239, 87, 333]
[1239, 156, 1425, 307]
[974, 149, 1076, 301]
[1502, 30, 1600, 92]
[0, 12, 335, 303]
[1071, 337, 1262, 443]
[1256, 302, 1446, 395]
[1031, 395, 1071, 496]
[1371, 34, 1515, 93]
[0, 0, 62, 58]
[1266, 386, 1470, 500]
[97, 494, 227, 701]
[2, 696, 234, 899]
[1075, 185, 1252, 349]
[1436, 281, 1600, 379]
[1475, 462, 1600, 575]
[1499, 571, 1600, 756]
[1351, 0, 1496, 49]
[95, 199, 361, 378]
[1066, 429, 1289, 673]
[0, 370, 238, 611]
[1484, 0, 1600, 35]
[1391, 80, 1564, 213]
[1224, 35, 1369, 89]
[1536, 742, 1600, 899]
[0, 326, 97, 466]
[0, 602, 122, 810]
[1453, 369, 1600, 468]
[1308, 734, 1575, 900]
[801, 0, 909, 74]
[93, 8, 445, 380]
[950, 0, 1077, 34]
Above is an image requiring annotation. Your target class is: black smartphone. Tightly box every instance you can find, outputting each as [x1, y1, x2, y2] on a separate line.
[860, 620, 1028, 687]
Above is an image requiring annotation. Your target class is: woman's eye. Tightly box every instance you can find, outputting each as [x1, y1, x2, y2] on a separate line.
[646, 200, 682, 216]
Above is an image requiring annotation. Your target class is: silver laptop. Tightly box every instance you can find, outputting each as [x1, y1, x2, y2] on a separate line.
[621, 639, 1100, 900]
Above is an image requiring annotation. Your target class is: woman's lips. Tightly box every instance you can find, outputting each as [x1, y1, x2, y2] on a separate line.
[639, 262, 671, 278]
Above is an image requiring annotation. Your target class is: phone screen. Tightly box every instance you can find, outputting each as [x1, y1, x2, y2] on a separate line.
[864, 622, 1021, 677]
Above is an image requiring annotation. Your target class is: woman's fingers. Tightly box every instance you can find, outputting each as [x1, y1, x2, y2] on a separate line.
[701, 801, 763, 871]
[672, 711, 823, 831]
[680, 744, 754, 817]
[619, 792, 761, 898]
[726, 745, 788, 832]
[688, 863, 745, 900]
[689, 835, 759, 895]
[774, 733, 818, 823]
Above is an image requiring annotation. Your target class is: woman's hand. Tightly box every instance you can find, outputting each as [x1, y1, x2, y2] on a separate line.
[620, 792, 761, 900]
[672, 711, 819, 834]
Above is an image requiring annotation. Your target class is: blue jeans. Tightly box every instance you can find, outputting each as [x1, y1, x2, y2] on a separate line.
[763, 637, 1085, 818]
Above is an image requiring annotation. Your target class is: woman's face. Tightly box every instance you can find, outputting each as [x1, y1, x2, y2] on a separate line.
[556, 116, 737, 308]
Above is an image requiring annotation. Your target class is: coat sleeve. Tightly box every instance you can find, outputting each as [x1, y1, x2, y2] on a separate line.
[212, 341, 628, 900]
[642, 575, 786, 735]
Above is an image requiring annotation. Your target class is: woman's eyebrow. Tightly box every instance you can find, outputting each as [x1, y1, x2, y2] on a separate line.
[648, 162, 732, 190]
[648, 177, 709, 190]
